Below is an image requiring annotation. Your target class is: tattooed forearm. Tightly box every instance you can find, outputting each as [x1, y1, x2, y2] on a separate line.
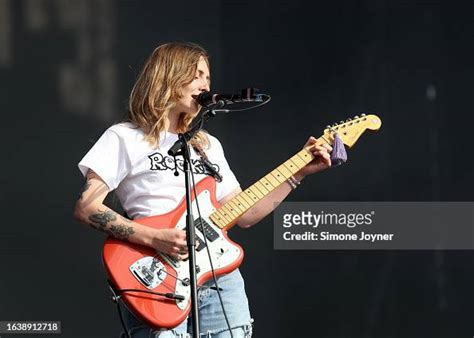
[109, 224, 135, 240]
[78, 181, 91, 200]
[88, 209, 117, 227]
[88, 222, 135, 240]
[87, 210, 135, 240]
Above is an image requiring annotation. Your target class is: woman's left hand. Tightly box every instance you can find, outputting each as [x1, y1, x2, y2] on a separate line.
[295, 136, 332, 180]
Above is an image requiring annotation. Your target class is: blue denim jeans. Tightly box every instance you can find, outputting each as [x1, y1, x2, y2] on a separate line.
[120, 269, 253, 337]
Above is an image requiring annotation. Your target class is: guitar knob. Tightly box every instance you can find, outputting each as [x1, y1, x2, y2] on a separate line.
[326, 125, 331, 129]
[340, 120, 344, 124]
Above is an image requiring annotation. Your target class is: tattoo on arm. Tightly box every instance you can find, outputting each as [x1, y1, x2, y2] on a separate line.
[109, 224, 135, 240]
[88, 209, 117, 228]
[78, 170, 110, 208]
[87, 210, 135, 240]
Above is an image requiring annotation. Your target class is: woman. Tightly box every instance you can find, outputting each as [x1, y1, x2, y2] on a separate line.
[74, 42, 332, 337]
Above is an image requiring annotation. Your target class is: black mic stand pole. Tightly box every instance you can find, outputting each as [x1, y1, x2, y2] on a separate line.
[168, 101, 225, 338]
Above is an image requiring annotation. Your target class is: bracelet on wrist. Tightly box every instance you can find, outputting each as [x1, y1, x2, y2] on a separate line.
[287, 175, 301, 190]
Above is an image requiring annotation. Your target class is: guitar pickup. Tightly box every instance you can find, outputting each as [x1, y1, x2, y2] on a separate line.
[160, 253, 180, 269]
[195, 218, 220, 242]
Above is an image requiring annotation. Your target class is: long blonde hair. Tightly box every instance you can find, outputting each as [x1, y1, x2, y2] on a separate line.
[128, 42, 210, 148]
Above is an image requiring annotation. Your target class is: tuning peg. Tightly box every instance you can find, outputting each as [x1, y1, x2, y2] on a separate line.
[332, 123, 338, 127]
[354, 115, 359, 119]
[346, 118, 352, 122]
[361, 113, 366, 117]
[326, 125, 331, 129]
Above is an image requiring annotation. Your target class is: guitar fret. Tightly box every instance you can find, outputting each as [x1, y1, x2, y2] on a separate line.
[226, 208, 240, 221]
[227, 201, 241, 216]
[211, 211, 226, 227]
[245, 188, 261, 201]
[295, 153, 307, 163]
[249, 186, 264, 199]
[290, 154, 306, 168]
[289, 157, 303, 169]
[255, 181, 269, 195]
[215, 207, 232, 224]
[228, 200, 244, 215]
[209, 214, 223, 228]
[264, 173, 280, 186]
[220, 214, 233, 225]
[319, 136, 331, 145]
[284, 159, 300, 173]
[236, 194, 251, 209]
[219, 206, 234, 223]
[270, 170, 286, 183]
[276, 165, 292, 179]
[212, 210, 223, 222]
[257, 179, 273, 195]
[297, 149, 313, 163]
[260, 177, 275, 190]
[222, 203, 239, 219]
[282, 162, 297, 176]
[239, 192, 254, 206]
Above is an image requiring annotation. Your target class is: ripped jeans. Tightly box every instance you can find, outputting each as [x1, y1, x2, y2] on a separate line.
[120, 269, 253, 337]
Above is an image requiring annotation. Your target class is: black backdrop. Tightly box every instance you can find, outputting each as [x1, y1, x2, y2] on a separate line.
[1, 1, 473, 337]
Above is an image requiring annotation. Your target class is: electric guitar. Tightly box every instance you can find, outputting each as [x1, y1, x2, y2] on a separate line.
[103, 114, 382, 329]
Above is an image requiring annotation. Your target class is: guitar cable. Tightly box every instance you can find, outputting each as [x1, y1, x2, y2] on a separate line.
[190, 162, 235, 338]
[110, 282, 186, 338]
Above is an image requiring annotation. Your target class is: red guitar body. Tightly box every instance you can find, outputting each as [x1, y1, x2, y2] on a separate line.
[102, 176, 244, 329]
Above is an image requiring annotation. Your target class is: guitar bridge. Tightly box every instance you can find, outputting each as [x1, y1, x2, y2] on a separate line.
[129, 257, 166, 289]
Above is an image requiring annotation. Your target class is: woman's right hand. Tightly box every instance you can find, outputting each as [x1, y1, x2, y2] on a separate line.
[151, 228, 189, 260]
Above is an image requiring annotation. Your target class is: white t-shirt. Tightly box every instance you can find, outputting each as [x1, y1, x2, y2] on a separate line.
[78, 122, 240, 219]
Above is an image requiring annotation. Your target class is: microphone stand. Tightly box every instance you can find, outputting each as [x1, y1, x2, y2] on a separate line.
[167, 101, 225, 338]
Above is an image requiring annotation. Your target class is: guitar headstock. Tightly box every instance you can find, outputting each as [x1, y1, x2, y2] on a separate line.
[323, 113, 382, 148]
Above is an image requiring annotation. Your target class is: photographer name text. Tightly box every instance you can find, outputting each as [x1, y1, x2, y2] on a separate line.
[281, 211, 394, 242]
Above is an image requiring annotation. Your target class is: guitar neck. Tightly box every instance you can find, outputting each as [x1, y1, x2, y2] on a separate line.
[208, 113, 382, 229]
[209, 137, 330, 230]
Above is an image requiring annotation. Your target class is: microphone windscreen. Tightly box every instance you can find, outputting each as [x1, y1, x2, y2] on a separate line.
[195, 91, 213, 106]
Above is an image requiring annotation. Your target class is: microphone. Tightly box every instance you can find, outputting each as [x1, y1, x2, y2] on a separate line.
[193, 88, 263, 107]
